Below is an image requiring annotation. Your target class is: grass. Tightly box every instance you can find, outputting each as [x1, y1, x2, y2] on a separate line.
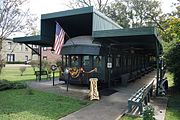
[165, 72, 180, 120]
[166, 72, 174, 87]
[0, 65, 60, 82]
[165, 94, 180, 120]
[120, 115, 142, 120]
[0, 89, 90, 120]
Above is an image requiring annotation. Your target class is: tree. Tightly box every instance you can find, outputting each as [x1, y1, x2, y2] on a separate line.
[171, 0, 180, 17]
[160, 16, 180, 90]
[103, 1, 130, 28]
[130, 0, 162, 27]
[160, 17, 180, 43]
[67, 0, 109, 12]
[0, 0, 37, 74]
[68, 0, 162, 28]
[19, 66, 26, 76]
[105, 0, 162, 28]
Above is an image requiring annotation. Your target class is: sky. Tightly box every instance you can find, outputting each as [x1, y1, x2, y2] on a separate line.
[27, 0, 178, 17]
[16, 0, 178, 37]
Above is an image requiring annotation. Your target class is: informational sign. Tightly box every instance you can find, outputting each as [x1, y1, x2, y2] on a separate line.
[51, 64, 57, 71]
[107, 63, 112, 69]
[89, 78, 100, 100]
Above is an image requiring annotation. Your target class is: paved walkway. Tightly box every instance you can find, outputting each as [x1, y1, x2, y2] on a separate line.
[28, 71, 168, 120]
[59, 71, 157, 120]
[29, 80, 89, 100]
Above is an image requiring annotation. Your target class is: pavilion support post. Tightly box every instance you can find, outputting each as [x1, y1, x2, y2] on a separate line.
[155, 40, 160, 96]
[39, 46, 42, 81]
[108, 45, 112, 88]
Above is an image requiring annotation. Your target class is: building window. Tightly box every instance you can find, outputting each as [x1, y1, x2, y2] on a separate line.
[19, 43, 23, 51]
[25, 47, 28, 51]
[8, 42, 12, 50]
[43, 47, 47, 51]
[7, 54, 15, 62]
[43, 56, 47, 60]
[25, 55, 28, 61]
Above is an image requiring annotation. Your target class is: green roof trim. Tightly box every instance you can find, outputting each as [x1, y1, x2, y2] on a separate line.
[92, 27, 156, 38]
[41, 6, 93, 20]
[41, 6, 121, 29]
[13, 35, 51, 47]
[13, 35, 41, 42]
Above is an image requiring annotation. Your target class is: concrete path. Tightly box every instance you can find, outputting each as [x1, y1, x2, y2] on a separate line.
[29, 80, 89, 100]
[151, 96, 168, 120]
[28, 71, 168, 120]
[59, 71, 158, 120]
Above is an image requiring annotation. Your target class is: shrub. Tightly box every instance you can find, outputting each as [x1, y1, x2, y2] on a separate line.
[56, 60, 62, 77]
[19, 66, 26, 76]
[165, 44, 180, 90]
[0, 80, 12, 91]
[0, 80, 26, 91]
[143, 105, 155, 120]
[30, 60, 39, 72]
[6, 61, 24, 64]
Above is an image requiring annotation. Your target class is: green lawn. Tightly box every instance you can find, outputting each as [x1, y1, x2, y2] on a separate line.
[0, 89, 89, 120]
[0, 65, 60, 82]
[120, 115, 142, 120]
[165, 94, 180, 120]
[165, 72, 180, 120]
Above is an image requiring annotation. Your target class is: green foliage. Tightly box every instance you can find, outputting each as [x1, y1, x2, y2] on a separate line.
[160, 17, 180, 43]
[166, 72, 175, 87]
[0, 80, 12, 91]
[56, 60, 62, 68]
[0, 80, 26, 91]
[6, 61, 25, 64]
[19, 66, 26, 76]
[120, 114, 142, 120]
[104, 1, 130, 28]
[29, 60, 52, 74]
[29, 60, 39, 72]
[42, 60, 52, 74]
[104, 0, 162, 28]
[160, 16, 180, 90]
[165, 44, 180, 89]
[0, 89, 90, 120]
[56, 60, 63, 77]
[142, 105, 155, 120]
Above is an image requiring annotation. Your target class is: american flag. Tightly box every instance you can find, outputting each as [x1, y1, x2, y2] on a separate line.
[53, 22, 65, 55]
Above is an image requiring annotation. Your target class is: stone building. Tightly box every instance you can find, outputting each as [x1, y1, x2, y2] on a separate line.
[1, 39, 60, 63]
[1, 39, 32, 62]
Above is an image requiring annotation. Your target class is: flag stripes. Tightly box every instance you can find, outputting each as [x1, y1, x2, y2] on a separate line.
[53, 22, 65, 55]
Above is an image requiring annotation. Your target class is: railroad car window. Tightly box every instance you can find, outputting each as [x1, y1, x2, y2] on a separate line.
[116, 57, 120, 67]
[94, 56, 101, 65]
[71, 56, 79, 67]
[83, 56, 90, 66]
[66, 56, 70, 67]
